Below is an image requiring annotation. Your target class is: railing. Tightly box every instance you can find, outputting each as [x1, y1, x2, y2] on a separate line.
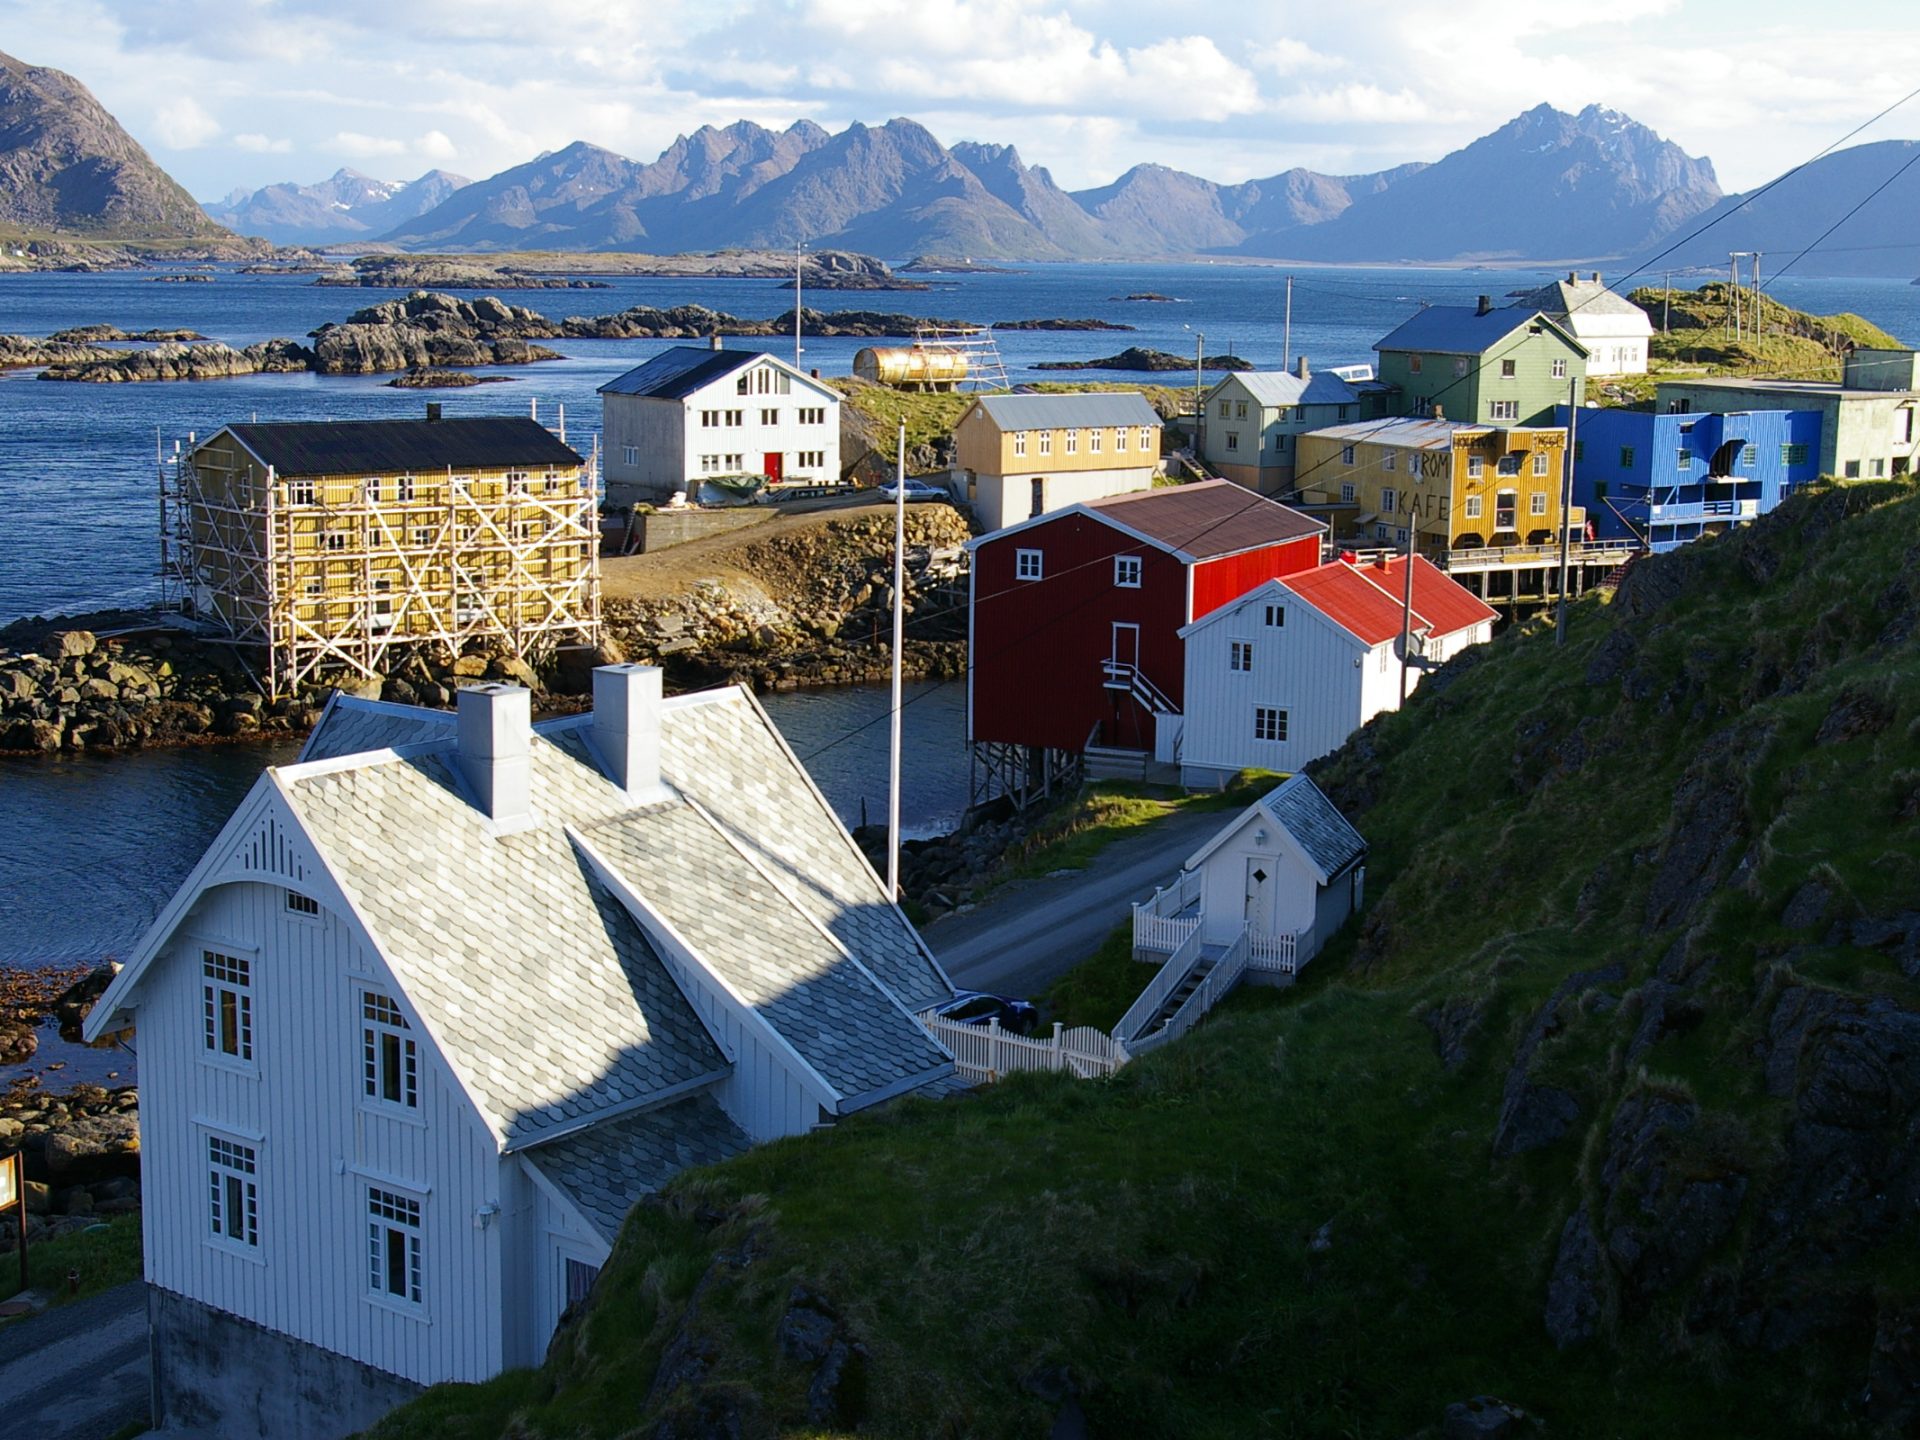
[1132, 925, 1253, 1056]
[1439, 541, 1643, 571]
[1248, 930, 1298, 974]
[924, 1015, 1130, 1083]
[1116, 925, 1206, 1045]
[1133, 870, 1202, 952]
[1100, 660, 1180, 717]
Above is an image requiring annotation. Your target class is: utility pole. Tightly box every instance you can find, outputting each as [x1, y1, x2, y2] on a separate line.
[1283, 274, 1294, 372]
[1556, 376, 1578, 646]
[1193, 329, 1205, 461]
[886, 420, 906, 901]
[1752, 251, 1763, 339]
[794, 242, 803, 369]
[1729, 253, 1740, 340]
[1398, 505, 1417, 705]
[1662, 271, 1672, 333]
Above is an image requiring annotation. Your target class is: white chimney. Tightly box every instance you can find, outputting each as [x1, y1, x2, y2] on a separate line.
[593, 664, 669, 802]
[456, 684, 532, 825]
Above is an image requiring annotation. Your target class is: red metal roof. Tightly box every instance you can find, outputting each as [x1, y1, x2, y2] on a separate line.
[1284, 555, 1496, 646]
[1082, 480, 1324, 560]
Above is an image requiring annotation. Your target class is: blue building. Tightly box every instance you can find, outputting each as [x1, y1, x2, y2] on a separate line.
[1556, 405, 1823, 552]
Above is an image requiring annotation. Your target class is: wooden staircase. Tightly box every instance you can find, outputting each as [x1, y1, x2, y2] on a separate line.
[1135, 947, 1223, 1039]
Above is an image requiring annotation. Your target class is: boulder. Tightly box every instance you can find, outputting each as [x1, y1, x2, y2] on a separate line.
[44, 1111, 140, 1186]
[52, 629, 96, 658]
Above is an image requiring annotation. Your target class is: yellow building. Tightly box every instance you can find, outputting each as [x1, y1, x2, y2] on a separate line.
[1294, 417, 1577, 554]
[167, 411, 599, 696]
[951, 391, 1163, 532]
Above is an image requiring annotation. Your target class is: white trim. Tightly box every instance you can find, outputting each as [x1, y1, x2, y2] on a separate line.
[351, 1162, 433, 1197]
[193, 1113, 267, 1144]
[568, 826, 844, 1111]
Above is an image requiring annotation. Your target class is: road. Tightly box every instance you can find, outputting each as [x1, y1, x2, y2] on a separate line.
[0, 1281, 148, 1440]
[926, 806, 1228, 997]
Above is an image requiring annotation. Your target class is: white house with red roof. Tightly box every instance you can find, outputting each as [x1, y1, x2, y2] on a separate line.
[1175, 554, 1496, 785]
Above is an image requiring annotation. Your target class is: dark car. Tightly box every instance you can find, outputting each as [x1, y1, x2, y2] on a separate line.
[930, 989, 1040, 1034]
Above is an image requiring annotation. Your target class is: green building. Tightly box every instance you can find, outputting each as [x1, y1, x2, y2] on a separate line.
[1374, 297, 1588, 427]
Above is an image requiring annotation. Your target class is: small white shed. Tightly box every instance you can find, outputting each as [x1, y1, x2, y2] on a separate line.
[1178, 774, 1367, 966]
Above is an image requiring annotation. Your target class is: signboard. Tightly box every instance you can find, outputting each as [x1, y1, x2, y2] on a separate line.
[0, 1153, 15, 1208]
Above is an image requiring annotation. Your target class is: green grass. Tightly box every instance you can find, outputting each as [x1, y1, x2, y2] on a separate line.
[827, 381, 972, 454]
[19, 1213, 141, 1307]
[380, 479, 1920, 1439]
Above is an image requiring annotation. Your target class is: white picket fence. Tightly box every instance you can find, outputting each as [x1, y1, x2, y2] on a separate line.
[924, 1015, 1131, 1083]
[1132, 869, 1203, 952]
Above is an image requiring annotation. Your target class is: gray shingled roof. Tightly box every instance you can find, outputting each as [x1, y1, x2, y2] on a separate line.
[1374, 306, 1587, 359]
[1507, 278, 1652, 323]
[1221, 370, 1365, 408]
[526, 1092, 751, 1242]
[281, 740, 730, 1149]
[971, 391, 1161, 431]
[1262, 775, 1366, 879]
[578, 802, 948, 1101]
[298, 695, 455, 763]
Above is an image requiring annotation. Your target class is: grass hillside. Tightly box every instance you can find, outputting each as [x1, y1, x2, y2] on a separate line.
[375, 479, 1920, 1439]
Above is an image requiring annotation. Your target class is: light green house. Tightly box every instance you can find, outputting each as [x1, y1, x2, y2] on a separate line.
[1374, 297, 1588, 427]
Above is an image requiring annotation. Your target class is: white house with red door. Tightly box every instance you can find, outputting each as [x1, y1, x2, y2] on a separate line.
[600, 342, 841, 505]
[1176, 553, 1496, 786]
[83, 667, 954, 1438]
[965, 480, 1324, 800]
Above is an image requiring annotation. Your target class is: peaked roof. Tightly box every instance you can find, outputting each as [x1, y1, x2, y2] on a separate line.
[1084, 480, 1324, 558]
[221, 416, 582, 477]
[96, 684, 954, 1158]
[1260, 775, 1367, 879]
[1373, 305, 1589, 359]
[967, 391, 1162, 430]
[1215, 369, 1365, 408]
[1303, 417, 1485, 449]
[1183, 774, 1367, 883]
[1507, 278, 1653, 325]
[599, 345, 831, 401]
[1183, 555, 1497, 648]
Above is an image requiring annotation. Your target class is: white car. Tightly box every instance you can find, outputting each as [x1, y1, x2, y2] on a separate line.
[878, 478, 944, 502]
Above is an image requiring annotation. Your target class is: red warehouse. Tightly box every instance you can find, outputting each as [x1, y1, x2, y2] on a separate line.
[966, 480, 1325, 803]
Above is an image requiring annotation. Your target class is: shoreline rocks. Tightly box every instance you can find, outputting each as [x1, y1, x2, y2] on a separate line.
[1035, 345, 1253, 372]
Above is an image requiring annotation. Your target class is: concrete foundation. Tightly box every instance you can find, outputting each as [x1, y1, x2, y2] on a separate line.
[149, 1286, 422, 1439]
[612, 505, 773, 553]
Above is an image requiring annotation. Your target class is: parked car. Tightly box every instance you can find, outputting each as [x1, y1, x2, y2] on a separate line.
[878, 477, 944, 502]
[929, 989, 1039, 1034]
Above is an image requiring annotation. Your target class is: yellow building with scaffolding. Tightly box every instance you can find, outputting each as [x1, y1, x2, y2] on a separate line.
[164, 410, 600, 697]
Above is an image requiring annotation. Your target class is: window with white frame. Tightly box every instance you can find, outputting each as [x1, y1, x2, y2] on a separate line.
[623, 446, 638, 466]
[207, 1134, 259, 1249]
[1114, 556, 1141, 588]
[1089, 428, 1102, 454]
[1497, 455, 1522, 477]
[1453, 357, 1470, 378]
[1218, 400, 1231, 418]
[362, 990, 419, 1110]
[368, 1186, 423, 1306]
[1464, 495, 1484, 519]
[1552, 358, 1568, 379]
[1039, 430, 1053, 456]
[1230, 641, 1254, 673]
[1254, 706, 1288, 742]
[1226, 432, 1240, 451]
[798, 407, 825, 425]
[796, 450, 825, 469]
[1500, 358, 1517, 378]
[1137, 425, 1152, 450]
[760, 408, 778, 426]
[1065, 429, 1079, 455]
[1114, 427, 1128, 452]
[1532, 452, 1549, 476]
[1015, 548, 1043, 581]
[364, 476, 382, 503]
[397, 474, 416, 502]
[725, 453, 743, 470]
[1342, 446, 1357, 465]
[202, 950, 253, 1063]
[1381, 486, 1398, 515]
[286, 890, 318, 917]
[1382, 451, 1396, 471]
[1235, 401, 1248, 420]
[411, 526, 434, 548]
[1013, 430, 1027, 457]
[1467, 455, 1485, 478]
[1264, 603, 1285, 627]
[1530, 491, 1549, 516]
[324, 526, 348, 552]
[1490, 400, 1520, 420]
[1340, 482, 1355, 503]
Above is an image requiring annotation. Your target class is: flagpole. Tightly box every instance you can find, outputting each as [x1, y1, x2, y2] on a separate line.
[887, 420, 906, 900]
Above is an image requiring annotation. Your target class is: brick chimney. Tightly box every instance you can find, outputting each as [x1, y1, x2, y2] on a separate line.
[593, 664, 670, 803]
[456, 684, 532, 825]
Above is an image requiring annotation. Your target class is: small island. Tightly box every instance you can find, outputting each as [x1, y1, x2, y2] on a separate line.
[1033, 345, 1251, 373]
[385, 368, 518, 388]
[992, 317, 1136, 331]
[1110, 292, 1181, 302]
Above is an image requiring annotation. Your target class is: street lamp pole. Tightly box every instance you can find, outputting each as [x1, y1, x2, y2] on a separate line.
[1193, 330, 1205, 458]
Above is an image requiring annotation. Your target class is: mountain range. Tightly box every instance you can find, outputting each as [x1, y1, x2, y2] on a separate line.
[0, 49, 224, 238]
[203, 168, 470, 245]
[358, 105, 1723, 263]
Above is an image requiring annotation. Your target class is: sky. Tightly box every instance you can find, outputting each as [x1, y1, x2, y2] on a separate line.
[11, 0, 1920, 200]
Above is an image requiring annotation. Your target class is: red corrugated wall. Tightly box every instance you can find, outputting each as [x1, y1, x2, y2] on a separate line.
[969, 514, 1189, 752]
[1191, 534, 1323, 619]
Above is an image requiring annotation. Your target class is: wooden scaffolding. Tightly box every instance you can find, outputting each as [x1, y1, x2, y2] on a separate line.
[161, 435, 602, 699]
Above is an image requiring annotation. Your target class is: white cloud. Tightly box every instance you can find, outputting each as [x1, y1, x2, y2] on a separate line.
[333, 131, 409, 158]
[417, 130, 457, 161]
[232, 133, 292, 153]
[152, 95, 220, 149]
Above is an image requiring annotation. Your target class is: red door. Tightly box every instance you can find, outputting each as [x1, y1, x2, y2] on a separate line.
[763, 452, 784, 482]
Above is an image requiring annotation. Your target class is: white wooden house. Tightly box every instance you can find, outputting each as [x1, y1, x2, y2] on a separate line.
[1174, 555, 1496, 787]
[84, 667, 954, 1438]
[1118, 775, 1366, 1051]
[599, 342, 842, 504]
